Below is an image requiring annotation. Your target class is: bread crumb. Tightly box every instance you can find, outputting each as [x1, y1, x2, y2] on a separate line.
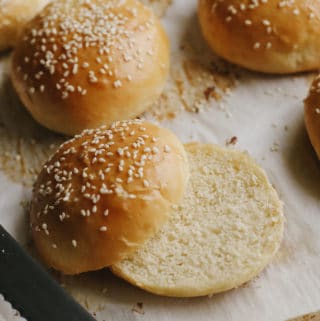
[101, 288, 108, 294]
[226, 136, 238, 146]
[132, 302, 145, 315]
[204, 86, 218, 101]
[270, 142, 280, 152]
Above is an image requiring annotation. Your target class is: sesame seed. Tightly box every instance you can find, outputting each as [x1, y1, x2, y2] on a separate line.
[293, 9, 300, 15]
[72, 240, 77, 247]
[99, 226, 108, 232]
[35, 120, 173, 237]
[262, 19, 270, 26]
[164, 145, 171, 153]
[18, 0, 156, 100]
[113, 80, 122, 88]
[266, 42, 272, 49]
[253, 42, 261, 50]
[29, 87, 35, 94]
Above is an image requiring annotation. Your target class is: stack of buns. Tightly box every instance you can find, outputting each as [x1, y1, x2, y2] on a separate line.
[31, 121, 284, 297]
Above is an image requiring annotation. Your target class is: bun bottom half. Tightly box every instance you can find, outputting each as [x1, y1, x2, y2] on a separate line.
[111, 143, 284, 297]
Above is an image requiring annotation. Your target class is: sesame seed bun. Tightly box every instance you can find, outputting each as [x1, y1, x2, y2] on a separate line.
[11, 0, 170, 135]
[0, 0, 50, 51]
[304, 75, 320, 159]
[30, 120, 189, 275]
[198, 0, 320, 74]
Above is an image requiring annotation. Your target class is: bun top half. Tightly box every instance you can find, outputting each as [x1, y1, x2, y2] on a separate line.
[30, 120, 189, 275]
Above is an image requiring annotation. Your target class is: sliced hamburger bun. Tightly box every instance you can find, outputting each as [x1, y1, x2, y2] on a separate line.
[11, 0, 170, 135]
[30, 120, 189, 275]
[112, 143, 284, 297]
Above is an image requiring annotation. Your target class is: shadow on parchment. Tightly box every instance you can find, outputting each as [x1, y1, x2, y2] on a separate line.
[284, 116, 320, 200]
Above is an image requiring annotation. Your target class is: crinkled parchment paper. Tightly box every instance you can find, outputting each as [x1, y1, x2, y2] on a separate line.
[0, 1, 320, 320]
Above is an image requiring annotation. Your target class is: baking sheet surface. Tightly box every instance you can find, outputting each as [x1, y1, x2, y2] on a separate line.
[0, 1, 320, 320]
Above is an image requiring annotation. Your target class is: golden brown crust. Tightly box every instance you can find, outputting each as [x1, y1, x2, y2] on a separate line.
[304, 75, 320, 159]
[11, 0, 169, 135]
[30, 120, 189, 275]
[198, 0, 320, 74]
[0, 0, 50, 51]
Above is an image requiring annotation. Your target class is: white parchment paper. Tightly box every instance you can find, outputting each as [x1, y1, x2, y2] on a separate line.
[1, 1, 320, 320]
[0, 295, 26, 321]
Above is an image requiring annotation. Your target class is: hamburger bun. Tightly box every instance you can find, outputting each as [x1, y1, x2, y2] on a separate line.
[198, 0, 320, 74]
[112, 143, 284, 297]
[30, 120, 189, 275]
[11, 0, 170, 135]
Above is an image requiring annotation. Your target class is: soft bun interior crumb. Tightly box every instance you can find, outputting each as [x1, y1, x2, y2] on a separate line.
[112, 143, 284, 297]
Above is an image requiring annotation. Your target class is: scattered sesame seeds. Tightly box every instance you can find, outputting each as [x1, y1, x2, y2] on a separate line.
[34, 120, 176, 243]
[214, 0, 316, 53]
[17, 0, 157, 100]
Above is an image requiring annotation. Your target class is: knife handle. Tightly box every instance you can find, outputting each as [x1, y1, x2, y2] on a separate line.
[0, 225, 96, 321]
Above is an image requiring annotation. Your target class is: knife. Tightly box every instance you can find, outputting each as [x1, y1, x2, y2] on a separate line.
[0, 225, 96, 321]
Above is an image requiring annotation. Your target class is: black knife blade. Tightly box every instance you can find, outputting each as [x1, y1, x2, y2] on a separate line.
[0, 225, 96, 321]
